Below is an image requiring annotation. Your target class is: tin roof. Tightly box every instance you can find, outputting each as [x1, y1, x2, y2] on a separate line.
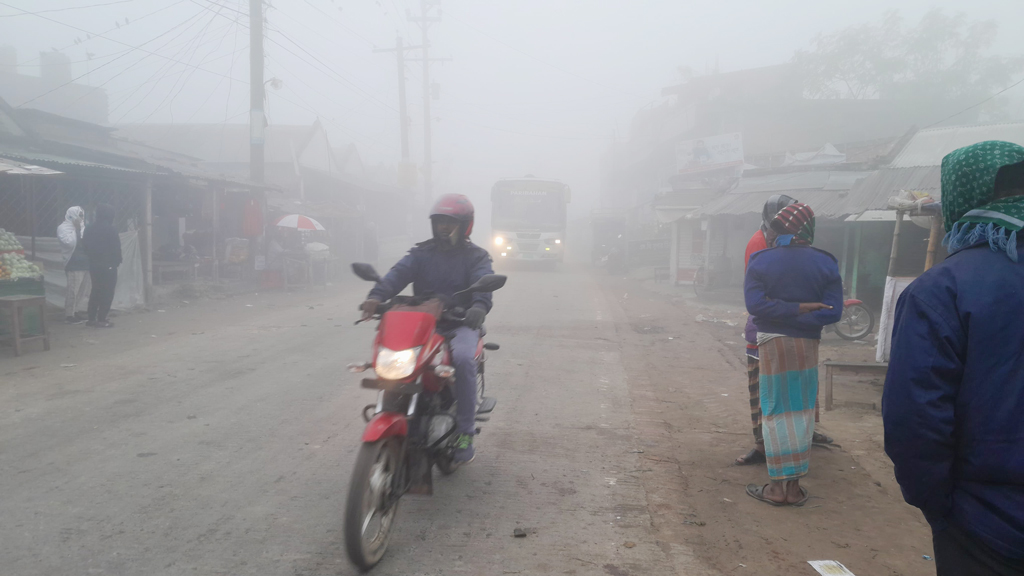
[0, 157, 62, 175]
[891, 122, 1024, 168]
[846, 165, 941, 203]
[692, 170, 875, 219]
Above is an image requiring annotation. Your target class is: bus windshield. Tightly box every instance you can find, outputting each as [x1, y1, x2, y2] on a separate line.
[492, 190, 565, 230]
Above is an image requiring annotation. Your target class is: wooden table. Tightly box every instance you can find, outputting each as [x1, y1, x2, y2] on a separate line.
[0, 295, 49, 356]
[153, 260, 197, 285]
[822, 360, 889, 410]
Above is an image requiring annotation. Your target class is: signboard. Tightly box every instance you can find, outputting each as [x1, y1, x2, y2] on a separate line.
[676, 132, 744, 175]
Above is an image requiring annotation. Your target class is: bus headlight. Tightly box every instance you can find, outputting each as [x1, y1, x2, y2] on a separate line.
[494, 236, 504, 246]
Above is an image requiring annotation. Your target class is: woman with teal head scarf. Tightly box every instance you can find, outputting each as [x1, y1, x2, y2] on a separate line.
[942, 140, 1024, 261]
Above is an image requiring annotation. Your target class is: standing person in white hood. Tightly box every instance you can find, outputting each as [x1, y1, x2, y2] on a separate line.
[57, 206, 90, 323]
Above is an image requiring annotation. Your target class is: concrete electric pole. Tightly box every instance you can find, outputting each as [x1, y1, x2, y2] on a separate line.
[408, 0, 448, 205]
[373, 37, 420, 189]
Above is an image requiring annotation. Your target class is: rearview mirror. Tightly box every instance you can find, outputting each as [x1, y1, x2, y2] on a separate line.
[455, 274, 507, 296]
[351, 262, 382, 282]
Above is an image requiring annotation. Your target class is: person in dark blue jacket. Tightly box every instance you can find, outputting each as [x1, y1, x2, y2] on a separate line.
[744, 203, 843, 506]
[360, 194, 494, 464]
[883, 140, 1024, 575]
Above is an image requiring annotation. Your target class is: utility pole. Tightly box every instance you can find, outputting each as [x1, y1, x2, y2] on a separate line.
[373, 37, 420, 187]
[408, 0, 446, 205]
[249, 0, 264, 183]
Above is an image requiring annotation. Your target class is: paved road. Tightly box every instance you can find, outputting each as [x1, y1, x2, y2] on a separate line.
[0, 266, 696, 575]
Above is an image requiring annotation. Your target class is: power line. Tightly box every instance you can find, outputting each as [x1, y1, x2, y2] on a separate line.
[8, 48, 134, 67]
[189, 2, 398, 113]
[14, 0, 189, 66]
[149, 5, 233, 123]
[923, 76, 1024, 129]
[10, 6, 230, 109]
[224, 0, 243, 123]
[264, 26, 396, 112]
[0, 0, 249, 108]
[106, 11, 228, 116]
[0, 0, 135, 18]
[130, 33, 246, 123]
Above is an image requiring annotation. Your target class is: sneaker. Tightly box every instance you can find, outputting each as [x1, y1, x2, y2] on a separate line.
[65, 316, 83, 324]
[85, 320, 98, 327]
[453, 433, 475, 464]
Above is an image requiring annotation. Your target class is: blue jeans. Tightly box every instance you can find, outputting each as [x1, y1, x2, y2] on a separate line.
[445, 326, 480, 435]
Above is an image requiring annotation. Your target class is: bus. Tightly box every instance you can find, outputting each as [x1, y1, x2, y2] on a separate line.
[490, 176, 570, 262]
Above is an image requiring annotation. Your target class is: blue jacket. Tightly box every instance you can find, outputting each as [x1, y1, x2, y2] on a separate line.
[882, 242, 1024, 559]
[368, 239, 494, 313]
[744, 246, 843, 339]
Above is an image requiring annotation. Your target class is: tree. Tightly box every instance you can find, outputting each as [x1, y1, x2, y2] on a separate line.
[794, 10, 1024, 107]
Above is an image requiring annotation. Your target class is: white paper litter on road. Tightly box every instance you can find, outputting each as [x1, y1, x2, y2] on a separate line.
[808, 560, 856, 575]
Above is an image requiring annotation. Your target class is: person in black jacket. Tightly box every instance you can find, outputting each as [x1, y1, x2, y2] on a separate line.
[82, 204, 122, 328]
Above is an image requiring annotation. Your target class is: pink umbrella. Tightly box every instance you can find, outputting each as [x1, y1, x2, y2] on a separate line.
[274, 213, 326, 231]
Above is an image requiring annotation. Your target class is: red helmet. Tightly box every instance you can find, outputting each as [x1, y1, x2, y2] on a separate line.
[429, 193, 475, 237]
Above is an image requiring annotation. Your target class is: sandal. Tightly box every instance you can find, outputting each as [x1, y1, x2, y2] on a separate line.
[790, 486, 810, 507]
[745, 483, 787, 506]
[735, 447, 766, 466]
[812, 432, 834, 445]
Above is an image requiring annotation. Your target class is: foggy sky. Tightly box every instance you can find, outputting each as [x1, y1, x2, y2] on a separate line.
[3, 0, 1024, 226]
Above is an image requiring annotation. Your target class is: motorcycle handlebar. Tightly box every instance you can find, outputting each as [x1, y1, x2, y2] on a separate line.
[354, 301, 467, 325]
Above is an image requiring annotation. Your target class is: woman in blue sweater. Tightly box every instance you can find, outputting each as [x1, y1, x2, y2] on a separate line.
[743, 203, 843, 506]
[883, 141, 1024, 574]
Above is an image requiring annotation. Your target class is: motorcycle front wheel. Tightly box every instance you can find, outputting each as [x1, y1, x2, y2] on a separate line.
[344, 438, 402, 571]
[834, 303, 874, 341]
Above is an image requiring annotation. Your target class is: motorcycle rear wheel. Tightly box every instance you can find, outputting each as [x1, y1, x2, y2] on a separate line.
[834, 303, 874, 341]
[344, 438, 402, 571]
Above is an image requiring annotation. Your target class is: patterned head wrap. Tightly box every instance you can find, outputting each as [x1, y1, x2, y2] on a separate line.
[770, 203, 815, 246]
[942, 140, 1024, 261]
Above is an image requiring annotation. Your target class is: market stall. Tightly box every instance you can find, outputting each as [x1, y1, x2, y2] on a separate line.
[267, 213, 332, 289]
[0, 159, 59, 354]
[0, 227, 48, 354]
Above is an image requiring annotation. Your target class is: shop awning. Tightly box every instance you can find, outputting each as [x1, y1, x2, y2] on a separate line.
[654, 205, 701, 224]
[0, 158, 63, 175]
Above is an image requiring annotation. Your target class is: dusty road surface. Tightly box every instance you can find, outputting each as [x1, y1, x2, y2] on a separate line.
[0, 263, 930, 575]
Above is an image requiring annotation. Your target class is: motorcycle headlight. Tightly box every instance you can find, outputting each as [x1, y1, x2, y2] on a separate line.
[375, 346, 421, 380]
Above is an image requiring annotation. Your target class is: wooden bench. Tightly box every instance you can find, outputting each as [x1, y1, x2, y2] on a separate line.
[0, 295, 50, 356]
[822, 360, 889, 411]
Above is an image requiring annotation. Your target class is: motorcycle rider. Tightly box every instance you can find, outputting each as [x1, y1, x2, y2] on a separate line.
[360, 194, 494, 464]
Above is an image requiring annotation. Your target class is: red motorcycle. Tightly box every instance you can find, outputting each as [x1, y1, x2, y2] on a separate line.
[343, 263, 505, 570]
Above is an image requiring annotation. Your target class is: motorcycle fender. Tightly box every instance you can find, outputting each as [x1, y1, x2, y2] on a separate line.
[362, 412, 408, 442]
[844, 298, 864, 306]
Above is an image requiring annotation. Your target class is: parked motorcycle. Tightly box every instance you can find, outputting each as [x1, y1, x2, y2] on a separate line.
[827, 298, 875, 341]
[343, 263, 506, 571]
